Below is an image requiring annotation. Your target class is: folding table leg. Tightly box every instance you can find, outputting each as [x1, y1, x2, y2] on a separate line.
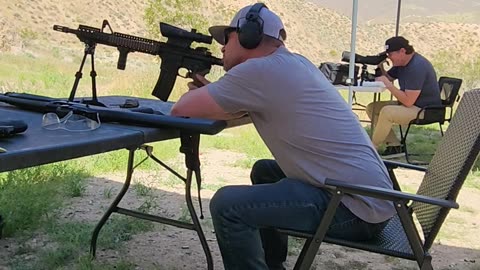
[143, 154, 213, 269]
[90, 137, 213, 269]
[90, 148, 136, 257]
[369, 92, 381, 138]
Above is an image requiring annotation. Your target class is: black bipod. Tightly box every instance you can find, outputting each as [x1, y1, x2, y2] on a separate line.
[179, 132, 204, 218]
[359, 63, 369, 87]
[177, 132, 213, 269]
[68, 41, 105, 107]
[352, 64, 370, 108]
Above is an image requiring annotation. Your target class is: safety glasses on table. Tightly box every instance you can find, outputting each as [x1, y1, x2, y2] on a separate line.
[42, 111, 101, 131]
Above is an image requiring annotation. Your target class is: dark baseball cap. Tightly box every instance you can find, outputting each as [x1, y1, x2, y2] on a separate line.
[384, 36, 412, 53]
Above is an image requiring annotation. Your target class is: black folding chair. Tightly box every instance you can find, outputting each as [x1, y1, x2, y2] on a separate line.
[400, 77, 463, 164]
[278, 88, 480, 270]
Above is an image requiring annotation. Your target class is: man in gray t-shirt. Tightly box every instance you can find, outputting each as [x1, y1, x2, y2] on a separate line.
[172, 4, 395, 270]
[367, 36, 441, 156]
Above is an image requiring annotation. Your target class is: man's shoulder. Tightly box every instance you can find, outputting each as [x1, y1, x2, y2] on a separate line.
[246, 46, 295, 63]
[237, 47, 312, 76]
[404, 53, 433, 73]
[413, 52, 427, 60]
[412, 53, 433, 66]
[228, 57, 266, 78]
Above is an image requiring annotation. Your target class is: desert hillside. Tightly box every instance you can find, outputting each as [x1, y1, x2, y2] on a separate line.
[1, 0, 480, 64]
[311, 0, 480, 24]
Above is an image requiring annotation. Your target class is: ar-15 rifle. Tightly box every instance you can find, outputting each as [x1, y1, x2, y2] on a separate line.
[0, 92, 226, 135]
[53, 20, 223, 102]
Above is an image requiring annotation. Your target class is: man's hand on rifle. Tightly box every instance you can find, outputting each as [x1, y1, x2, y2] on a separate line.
[376, 59, 390, 75]
[188, 74, 211, 90]
[375, 75, 394, 89]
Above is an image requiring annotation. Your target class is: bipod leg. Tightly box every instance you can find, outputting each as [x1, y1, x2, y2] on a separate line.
[185, 168, 213, 270]
[90, 52, 98, 104]
[69, 44, 93, 102]
[180, 132, 213, 270]
[90, 148, 136, 258]
[82, 46, 105, 107]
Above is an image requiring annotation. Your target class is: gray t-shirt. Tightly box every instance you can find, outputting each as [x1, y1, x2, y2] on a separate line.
[388, 53, 441, 108]
[208, 46, 395, 223]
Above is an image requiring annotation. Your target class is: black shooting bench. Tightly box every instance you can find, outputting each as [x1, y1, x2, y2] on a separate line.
[0, 96, 249, 269]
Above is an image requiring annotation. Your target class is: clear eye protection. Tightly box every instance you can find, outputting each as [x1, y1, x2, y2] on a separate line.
[42, 111, 101, 132]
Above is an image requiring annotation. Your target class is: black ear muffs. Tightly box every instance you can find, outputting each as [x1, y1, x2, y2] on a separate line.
[237, 3, 267, 49]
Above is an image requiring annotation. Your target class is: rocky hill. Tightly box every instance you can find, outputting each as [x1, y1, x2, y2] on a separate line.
[0, 0, 479, 90]
[2, 0, 480, 60]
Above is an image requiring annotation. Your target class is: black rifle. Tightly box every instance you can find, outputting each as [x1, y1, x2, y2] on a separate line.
[341, 51, 387, 66]
[53, 20, 223, 102]
[0, 92, 226, 135]
[341, 51, 388, 85]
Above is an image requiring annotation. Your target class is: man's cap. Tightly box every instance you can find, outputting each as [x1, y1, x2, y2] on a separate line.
[208, 4, 287, 45]
[384, 36, 412, 53]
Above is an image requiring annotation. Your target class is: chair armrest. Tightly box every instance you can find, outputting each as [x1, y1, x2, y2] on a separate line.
[414, 105, 446, 122]
[383, 160, 427, 172]
[324, 178, 458, 209]
[421, 105, 446, 110]
[418, 105, 446, 116]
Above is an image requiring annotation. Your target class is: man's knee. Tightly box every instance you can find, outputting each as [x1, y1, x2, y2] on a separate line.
[379, 105, 402, 122]
[210, 186, 237, 218]
[250, 159, 275, 184]
[366, 102, 375, 117]
[368, 101, 399, 119]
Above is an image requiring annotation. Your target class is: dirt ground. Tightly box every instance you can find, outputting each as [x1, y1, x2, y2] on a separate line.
[0, 149, 479, 270]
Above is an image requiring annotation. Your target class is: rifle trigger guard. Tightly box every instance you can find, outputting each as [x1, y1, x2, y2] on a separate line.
[179, 70, 192, 79]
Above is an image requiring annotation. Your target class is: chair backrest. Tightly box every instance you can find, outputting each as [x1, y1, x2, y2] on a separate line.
[411, 89, 480, 250]
[439, 76, 462, 107]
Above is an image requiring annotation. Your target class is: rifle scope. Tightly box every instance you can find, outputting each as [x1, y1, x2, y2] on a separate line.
[160, 22, 213, 44]
[341, 51, 387, 66]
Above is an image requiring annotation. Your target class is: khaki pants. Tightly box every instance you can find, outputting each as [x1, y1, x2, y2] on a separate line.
[366, 101, 421, 148]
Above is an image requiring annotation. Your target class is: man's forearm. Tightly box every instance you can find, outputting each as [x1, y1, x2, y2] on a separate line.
[171, 103, 242, 120]
[386, 84, 405, 102]
[171, 87, 247, 120]
[386, 85, 418, 107]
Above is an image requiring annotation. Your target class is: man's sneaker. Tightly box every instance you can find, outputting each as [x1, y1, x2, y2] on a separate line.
[381, 145, 405, 158]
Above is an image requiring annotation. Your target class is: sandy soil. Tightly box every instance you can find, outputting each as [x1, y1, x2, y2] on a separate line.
[1, 149, 479, 270]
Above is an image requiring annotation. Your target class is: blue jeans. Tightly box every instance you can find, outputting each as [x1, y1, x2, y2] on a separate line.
[210, 159, 387, 270]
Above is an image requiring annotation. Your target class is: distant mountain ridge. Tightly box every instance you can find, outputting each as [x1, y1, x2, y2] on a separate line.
[308, 0, 480, 24]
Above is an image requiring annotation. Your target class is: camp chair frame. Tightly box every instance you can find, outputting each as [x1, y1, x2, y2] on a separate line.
[279, 88, 480, 270]
[400, 77, 463, 164]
